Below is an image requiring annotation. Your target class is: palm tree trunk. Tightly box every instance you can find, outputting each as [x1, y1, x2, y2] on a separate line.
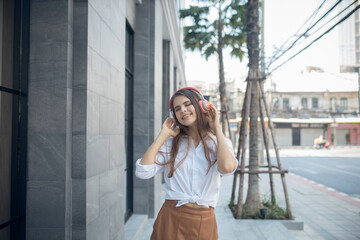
[243, 0, 263, 217]
[217, 0, 227, 133]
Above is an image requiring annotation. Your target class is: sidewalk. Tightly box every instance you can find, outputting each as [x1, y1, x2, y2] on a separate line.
[125, 165, 360, 240]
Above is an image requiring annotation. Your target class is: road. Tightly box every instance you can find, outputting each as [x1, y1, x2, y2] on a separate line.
[270, 148, 360, 199]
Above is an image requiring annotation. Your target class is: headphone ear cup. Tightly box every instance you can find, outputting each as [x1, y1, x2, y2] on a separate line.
[198, 100, 211, 113]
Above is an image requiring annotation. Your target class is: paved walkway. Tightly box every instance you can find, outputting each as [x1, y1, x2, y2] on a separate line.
[125, 152, 360, 240]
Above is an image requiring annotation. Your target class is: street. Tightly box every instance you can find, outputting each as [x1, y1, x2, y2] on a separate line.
[271, 148, 360, 199]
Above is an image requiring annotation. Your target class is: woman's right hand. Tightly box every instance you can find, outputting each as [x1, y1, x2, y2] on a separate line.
[140, 117, 179, 166]
[160, 117, 180, 138]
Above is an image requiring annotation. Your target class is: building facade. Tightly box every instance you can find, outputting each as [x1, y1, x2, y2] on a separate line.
[189, 72, 359, 147]
[0, 0, 186, 239]
[339, 0, 360, 72]
[269, 91, 359, 118]
[271, 118, 360, 147]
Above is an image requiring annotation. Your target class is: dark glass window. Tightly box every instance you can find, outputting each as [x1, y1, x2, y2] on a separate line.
[125, 23, 134, 73]
[283, 98, 289, 110]
[340, 97, 348, 111]
[124, 22, 134, 223]
[162, 40, 170, 121]
[312, 97, 318, 109]
[173, 66, 177, 92]
[301, 98, 307, 109]
[0, 0, 29, 239]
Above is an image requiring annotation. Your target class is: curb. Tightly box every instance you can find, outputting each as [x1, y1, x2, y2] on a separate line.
[288, 173, 360, 207]
[124, 214, 148, 240]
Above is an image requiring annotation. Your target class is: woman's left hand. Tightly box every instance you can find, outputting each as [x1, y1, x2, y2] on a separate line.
[207, 104, 221, 133]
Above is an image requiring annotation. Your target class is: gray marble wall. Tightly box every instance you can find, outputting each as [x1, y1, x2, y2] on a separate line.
[133, 0, 163, 218]
[26, 0, 184, 238]
[27, 0, 126, 239]
[27, 0, 73, 239]
[86, 0, 126, 239]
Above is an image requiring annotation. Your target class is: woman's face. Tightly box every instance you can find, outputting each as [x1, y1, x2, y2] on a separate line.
[173, 95, 197, 127]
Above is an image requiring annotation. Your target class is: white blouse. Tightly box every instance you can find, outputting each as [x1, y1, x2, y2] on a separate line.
[135, 135, 238, 208]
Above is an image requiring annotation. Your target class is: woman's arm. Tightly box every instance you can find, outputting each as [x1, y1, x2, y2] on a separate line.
[208, 106, 237, 174]
[214, 127, 237, 174]
[140, 117, 179, 165]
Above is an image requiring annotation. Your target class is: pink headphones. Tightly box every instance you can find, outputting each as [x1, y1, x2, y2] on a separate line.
[169, 87, 211, 114]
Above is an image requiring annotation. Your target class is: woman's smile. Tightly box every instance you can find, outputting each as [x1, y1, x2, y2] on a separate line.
[173, 95, 197, 127]
[181, 113, 192, 120]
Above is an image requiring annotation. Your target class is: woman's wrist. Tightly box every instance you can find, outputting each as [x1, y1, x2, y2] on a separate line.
[159, 129, 171, 140]
[214, 125, 223, 136]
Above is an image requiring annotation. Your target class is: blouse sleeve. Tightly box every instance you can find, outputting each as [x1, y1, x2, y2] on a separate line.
[215, 137, 238, 176]
[135, 138, 171, 179]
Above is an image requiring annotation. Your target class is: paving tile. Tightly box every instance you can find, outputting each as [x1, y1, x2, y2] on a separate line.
[327, 230, 359, 240]
[126, 158, 360, 240]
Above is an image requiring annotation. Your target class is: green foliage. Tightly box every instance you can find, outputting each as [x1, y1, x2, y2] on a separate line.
[262, 198, 289, 220]
[229, 198, 235, 208]
[228, 197, 290, 220]
[180, 0, 247, 62]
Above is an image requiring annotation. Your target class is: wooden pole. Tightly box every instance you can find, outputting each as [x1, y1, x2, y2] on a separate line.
[230, 83, 249, 205]
[225, 104, 233, 144]
[236, 81, 253, 219]
[257, 81, 276, 204]
[259, 84, 293, 219]
[238, 170, 288, 174]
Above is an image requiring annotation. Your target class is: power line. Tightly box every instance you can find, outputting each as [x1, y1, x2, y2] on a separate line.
[266, 4, 360, 77]
[274, 0, 358, 63]
[310, 0, 358, 37]
[267, 0, 344, 68]
[268, 0, 328, 64]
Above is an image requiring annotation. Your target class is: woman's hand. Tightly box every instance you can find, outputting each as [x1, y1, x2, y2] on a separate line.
[140, 117, 179, 166]
[160, 117, 180, 138]
[207, 105, 222, 134]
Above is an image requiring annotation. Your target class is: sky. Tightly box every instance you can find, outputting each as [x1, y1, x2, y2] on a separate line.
[183, 0, 355, 91]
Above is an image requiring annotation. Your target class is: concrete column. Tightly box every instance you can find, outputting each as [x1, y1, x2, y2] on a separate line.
[27, 1, 73, 239]
[162, 40, 170, 122]
[27, 0, 126, 239]
[133, 0, 163, 218]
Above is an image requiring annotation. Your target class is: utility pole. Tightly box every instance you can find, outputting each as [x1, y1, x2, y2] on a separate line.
[259, 0, 265, 165]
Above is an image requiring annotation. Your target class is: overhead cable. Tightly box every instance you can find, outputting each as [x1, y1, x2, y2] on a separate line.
[268, 0, 328, 64]
[266, 0, 343, 68]
[266, 4, 360, 77]
[278, 0, 358, 60]
[310, 0, 358, 37]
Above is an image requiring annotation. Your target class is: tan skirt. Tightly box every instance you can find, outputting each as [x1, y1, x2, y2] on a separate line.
[151, 200, 218, 240]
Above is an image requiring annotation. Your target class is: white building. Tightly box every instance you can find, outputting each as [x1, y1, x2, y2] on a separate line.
[338, 0, 360, 72]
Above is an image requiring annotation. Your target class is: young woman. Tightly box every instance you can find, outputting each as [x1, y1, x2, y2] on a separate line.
[135, 87, 238, 240]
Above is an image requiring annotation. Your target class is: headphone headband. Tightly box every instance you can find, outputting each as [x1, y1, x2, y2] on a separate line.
[168, 87, 204, 109]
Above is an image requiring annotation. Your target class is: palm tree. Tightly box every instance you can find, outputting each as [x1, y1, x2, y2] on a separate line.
[242, 0, 263, 217]
[180, 0, 246, 133]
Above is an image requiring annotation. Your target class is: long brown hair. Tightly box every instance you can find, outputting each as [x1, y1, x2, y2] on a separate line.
[158, 89, 217, 177]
